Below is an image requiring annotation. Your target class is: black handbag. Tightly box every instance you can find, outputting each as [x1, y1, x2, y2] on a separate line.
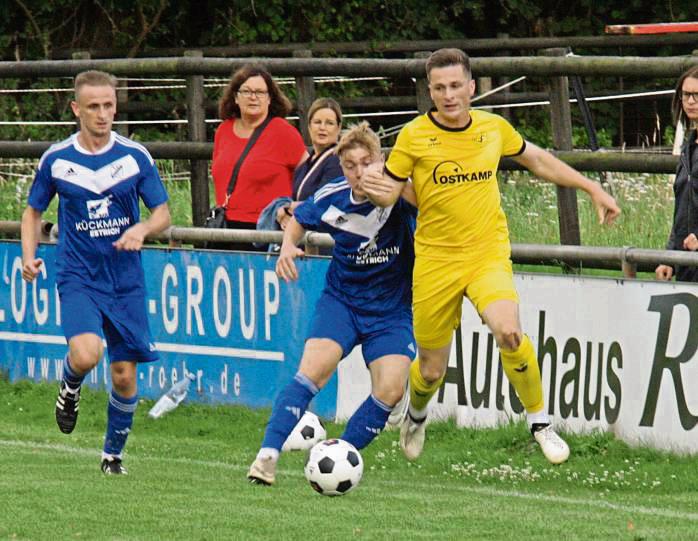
[205, 116, 273, 229]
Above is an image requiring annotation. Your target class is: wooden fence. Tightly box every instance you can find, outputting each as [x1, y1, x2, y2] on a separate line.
[1, 52, 697, 240]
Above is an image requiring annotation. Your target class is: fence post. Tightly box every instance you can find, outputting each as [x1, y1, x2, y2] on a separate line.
[116, 78, 129, 136]
[414, 51, 432, 114]
[495, 33, 512, 121]
[542, 48, 581, 252]
[477, 76, 493, 112]
[184, 50, 209, 227]
[71, 52, 91, 132]
[293, 49, 315, 145]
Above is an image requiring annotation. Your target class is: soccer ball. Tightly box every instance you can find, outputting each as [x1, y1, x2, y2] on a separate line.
[282, 411, 327, 451]
[304, 439, 363, 496]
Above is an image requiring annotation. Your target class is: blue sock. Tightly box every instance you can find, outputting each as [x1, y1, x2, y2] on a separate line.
[261, 373, 318, 452]
[340, 394, 392, 450]
[103, 390, 138, 457]
[62, 354, 85, 389]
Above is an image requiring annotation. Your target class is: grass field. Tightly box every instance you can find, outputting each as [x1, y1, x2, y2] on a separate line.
[2, 377, 697, 541]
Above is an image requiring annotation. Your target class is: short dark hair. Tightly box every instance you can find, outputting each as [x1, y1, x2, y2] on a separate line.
[74, 70, 117, 99]
[308, 97, 342, 126]
[672, 65, 698, 128]
[218, 63, 292, 120]
[425, 48, 471, 79]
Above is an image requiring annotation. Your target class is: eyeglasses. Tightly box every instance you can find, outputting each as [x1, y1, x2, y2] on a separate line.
[237, 88, 269, 99]
[680, 90, 698, 102]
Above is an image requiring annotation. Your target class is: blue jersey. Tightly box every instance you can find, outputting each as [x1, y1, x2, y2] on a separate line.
[293, 179, 416, 315]
[27, 131, 168, 295]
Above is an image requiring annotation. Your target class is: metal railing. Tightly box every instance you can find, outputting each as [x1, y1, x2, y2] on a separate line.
[1, 222, 696, 277]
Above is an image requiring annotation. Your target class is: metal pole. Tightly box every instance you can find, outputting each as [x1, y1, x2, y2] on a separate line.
[184, 50, 209, 227]
[116, 78, 129, 137]
[414, 51, 432, 114]
[293, 49, 315, 145]
[542, 48, 581, 255]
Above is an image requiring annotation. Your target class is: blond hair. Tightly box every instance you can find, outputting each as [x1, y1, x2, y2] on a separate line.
[336, 121, 380, 159]
[74, 70, 117, 99]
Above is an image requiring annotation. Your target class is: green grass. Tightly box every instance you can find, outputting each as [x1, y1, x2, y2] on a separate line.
[1, 377, 697, 540]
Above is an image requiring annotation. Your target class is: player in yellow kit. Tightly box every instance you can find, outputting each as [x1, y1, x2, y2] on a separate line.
[364, 48, 620, 464]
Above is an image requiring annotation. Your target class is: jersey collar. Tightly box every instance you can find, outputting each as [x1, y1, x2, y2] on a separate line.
[73, 131, 116, 156]
[427, 108, 473, 132]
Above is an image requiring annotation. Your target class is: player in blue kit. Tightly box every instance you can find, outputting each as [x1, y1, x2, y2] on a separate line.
[20, 70, 171, 475]
[248, 122, 417, 485]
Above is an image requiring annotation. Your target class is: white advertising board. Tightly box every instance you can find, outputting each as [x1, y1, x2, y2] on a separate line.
[337, 273, 698, 453]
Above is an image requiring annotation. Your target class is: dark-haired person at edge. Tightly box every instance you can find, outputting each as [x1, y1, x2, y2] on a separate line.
[656, 66, 698, 283]
[210, 64, 307, 251]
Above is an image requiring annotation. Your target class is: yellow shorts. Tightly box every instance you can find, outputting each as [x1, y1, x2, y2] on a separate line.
[413, 252, 519, 350]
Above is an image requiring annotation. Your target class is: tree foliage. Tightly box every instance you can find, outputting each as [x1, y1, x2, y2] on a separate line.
[4, 0, 697, 60]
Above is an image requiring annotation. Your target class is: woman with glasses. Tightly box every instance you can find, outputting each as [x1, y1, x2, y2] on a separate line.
[656, 66, 698, 282]
[274, 98, 344, 236]
[211, 64, 308, 251]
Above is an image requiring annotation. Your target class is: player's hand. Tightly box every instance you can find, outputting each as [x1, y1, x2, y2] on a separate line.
[683, 233, 698, 251]
[113, 223, 147, 251]
[360, 159, 390, 197]
[276, 242, 304, 282]
[276, 205, 292, 230]
[22, 258, 43, 282]
[590, 187, 621, 225]
[655, 264, 673, 281]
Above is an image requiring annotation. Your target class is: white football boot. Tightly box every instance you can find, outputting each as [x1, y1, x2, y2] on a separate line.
[532, 424, 570, 465]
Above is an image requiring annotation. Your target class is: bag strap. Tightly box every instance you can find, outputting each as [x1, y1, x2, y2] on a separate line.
[689, 136, 696, 235]
[295, 145, 336, 200]
[222, 115, 273, 207]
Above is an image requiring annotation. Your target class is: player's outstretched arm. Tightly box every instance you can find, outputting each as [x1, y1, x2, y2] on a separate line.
[513, 142, 621, 225]
[276, 217, 306, 283]
[113, 202, 171, 251]
[20, 206, 44, 283]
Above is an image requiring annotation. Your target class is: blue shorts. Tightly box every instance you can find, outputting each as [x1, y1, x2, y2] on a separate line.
[59, 285, 159, 364]
[308, 292, 416, 364]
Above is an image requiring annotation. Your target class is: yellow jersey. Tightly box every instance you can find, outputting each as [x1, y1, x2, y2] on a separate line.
[385, 109, 525, 260]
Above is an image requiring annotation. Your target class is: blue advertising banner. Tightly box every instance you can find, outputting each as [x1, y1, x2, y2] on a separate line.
[0, 241, 337, 418]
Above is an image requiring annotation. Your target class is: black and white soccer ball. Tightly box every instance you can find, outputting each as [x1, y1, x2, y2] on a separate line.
[304, 439, 364, 496]
[282, 411, 327, 451]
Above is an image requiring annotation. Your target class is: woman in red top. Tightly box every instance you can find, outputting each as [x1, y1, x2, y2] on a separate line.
[211, 64, 308, 251]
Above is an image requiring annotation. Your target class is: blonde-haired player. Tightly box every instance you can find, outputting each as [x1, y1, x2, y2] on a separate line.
[363, 48, 620, 464]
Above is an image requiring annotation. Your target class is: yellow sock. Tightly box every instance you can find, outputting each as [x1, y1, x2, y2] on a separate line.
[500, 335, 544, 413]
[409, 358, 444, 413]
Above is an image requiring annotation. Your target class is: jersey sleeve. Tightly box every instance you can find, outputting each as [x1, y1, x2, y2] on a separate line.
[27, 159, 56, 212]
[384, 125, 414, 182]
[137, 158, 169, 209]
[292, 197, 323, 232]
[498, 116, 526, 157]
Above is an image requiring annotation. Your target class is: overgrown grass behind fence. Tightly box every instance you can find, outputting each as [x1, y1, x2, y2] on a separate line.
[0, 159, 675, 264]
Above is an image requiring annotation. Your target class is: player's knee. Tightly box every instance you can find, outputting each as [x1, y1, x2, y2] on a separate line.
[68, 345, 102, 372]
[111, 366, 136, 394]
[419, 361, 446, 384]
[372, 382, 405, 407]
[495, 328, 522, 352]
